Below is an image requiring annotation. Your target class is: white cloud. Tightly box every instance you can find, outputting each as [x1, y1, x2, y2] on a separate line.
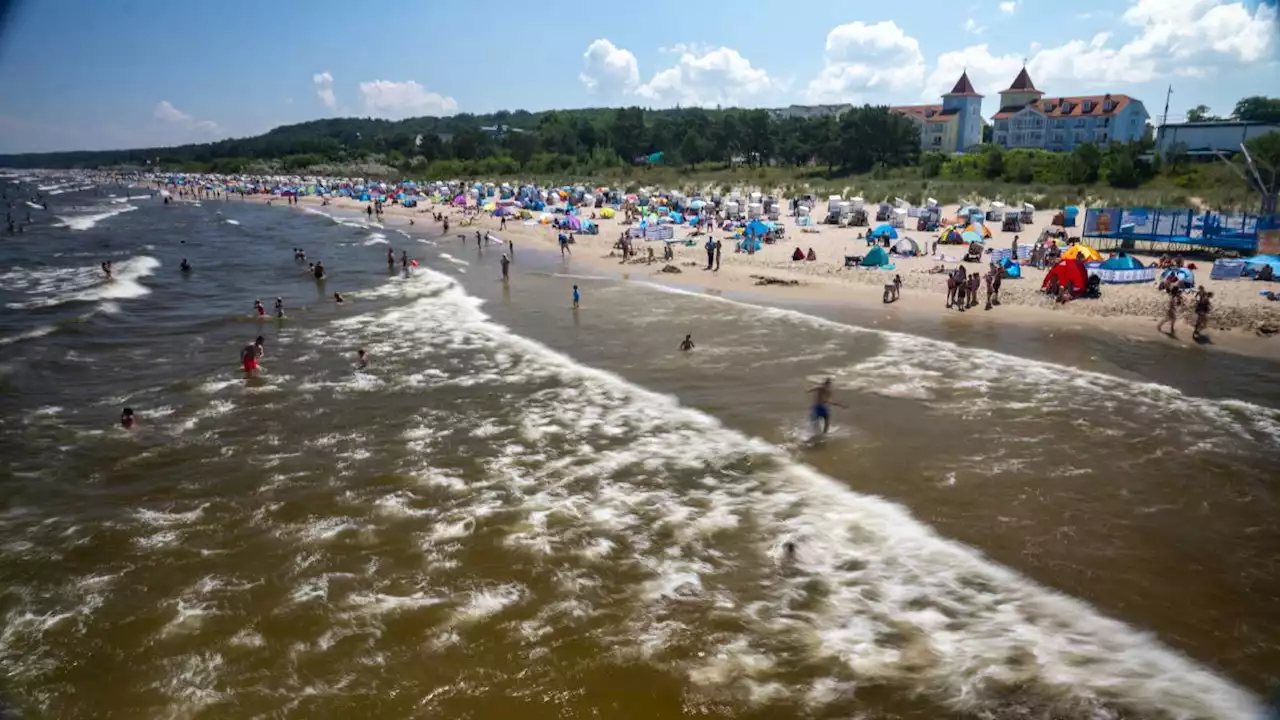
[579, 38, 639, 93]
[358, 80, 458, 119]
[806, 21, 926, 103]
[635, 46, 774, 107]
[924, 0, 1277, 99]
[153, 101, 219, 133]
[964, 18, 986, 32]
[313, 71, 336, 109]
[999, 1, 1018, 13]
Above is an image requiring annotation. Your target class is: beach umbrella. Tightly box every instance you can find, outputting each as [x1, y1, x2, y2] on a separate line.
[960, 230, 983, 244]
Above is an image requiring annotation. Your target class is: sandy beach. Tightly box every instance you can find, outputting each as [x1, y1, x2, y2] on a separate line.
[249, 191, 1280, 358]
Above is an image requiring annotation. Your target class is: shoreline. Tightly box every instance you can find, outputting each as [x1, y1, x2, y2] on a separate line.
[247, 193, 1280, 360]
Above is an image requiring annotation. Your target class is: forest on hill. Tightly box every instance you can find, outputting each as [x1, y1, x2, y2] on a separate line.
[1, 97, 1277, 203]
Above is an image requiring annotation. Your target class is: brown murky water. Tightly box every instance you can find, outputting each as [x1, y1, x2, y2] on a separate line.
[1, 193, 1277, 719]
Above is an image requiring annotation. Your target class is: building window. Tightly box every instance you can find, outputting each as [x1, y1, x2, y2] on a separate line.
[931, 136, 942, 147]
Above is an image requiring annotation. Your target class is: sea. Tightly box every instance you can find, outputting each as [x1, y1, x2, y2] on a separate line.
[1, 178, 1278, 720]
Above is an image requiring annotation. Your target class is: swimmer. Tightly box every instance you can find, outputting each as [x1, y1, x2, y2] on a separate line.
[400, 250, 409, 270]
[253, 299, 266, 317]
[357, 348, 368, 369]
[387, 248, 395, 270]
[500, 253, 510, 281]
[313, 261, 325, 280]
[180, 258, 191, 273]
[101, 261, 113, 280]
[120, 407, 136, 429]
[679, 334, 695, 351]
[274, 297, 284, 318]
[333, 292, 344, 304]
[241, 336, 264, 373]
[808, 378, 845, 435]
[781, 541, 797, 565]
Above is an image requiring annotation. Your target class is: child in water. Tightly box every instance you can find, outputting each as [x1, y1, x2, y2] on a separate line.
[333, 292, 344, 304]
[572, 284, 581, 309]
[254, 299, 265, 317]
[120, 407, 136, 429]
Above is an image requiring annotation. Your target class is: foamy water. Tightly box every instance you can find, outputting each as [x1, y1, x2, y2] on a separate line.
[1, 255, 160, 309]
[54, 203, 137, 231]
[1, 196, 1273, 719]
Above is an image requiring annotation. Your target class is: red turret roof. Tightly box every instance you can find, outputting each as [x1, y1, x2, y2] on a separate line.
[1005, 67, 1038, 93]
[945, 71, 981, 96]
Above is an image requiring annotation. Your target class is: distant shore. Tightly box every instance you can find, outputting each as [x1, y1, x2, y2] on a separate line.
[238, 192, 1280, 359]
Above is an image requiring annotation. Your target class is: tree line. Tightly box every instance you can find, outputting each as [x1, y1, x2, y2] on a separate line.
[1, 97, 1274, 195]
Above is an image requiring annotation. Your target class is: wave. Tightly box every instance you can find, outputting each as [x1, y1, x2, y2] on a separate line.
[634, 281, 1280, 448]
[298, 268, 1261, 719]
[362, 232, 389, 246]
[54, 204, 137, 231]
[0, 324, 56, 347]
[2, 256, 160, 310]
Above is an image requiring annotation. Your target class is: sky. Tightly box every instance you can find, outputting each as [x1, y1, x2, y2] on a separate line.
[0, 0, 1277, 154]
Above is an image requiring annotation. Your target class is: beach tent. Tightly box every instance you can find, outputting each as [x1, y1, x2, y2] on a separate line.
[1043, 258, 1090, 293]
[870, 224, 898, 240]
[1243, 254, 1280, 276]
[745, 219, 770, 238]
[939, 226, 963, 244]
[1161, 267, 1195, 288]
[1099, 254, 1145, 271]
[860, 245, 893, 268]
[892, 237, 920, 256]
[600, 208, 616, 219]
[1000, 257, 1022, 279]
[1061, 244, 1103, 262]
[1063, 206, 1080, 227]
[960, 229, 983, 245]
[963, 223, 992, 239]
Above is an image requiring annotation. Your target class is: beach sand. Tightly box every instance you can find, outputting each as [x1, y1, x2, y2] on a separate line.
[254, 193, 1280, 358]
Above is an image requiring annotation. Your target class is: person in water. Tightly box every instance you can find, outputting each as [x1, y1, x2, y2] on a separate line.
[808, 378, 844, 435]
[572, 284, 581, 309]
[180, 258, 191, 273]
[253, 299, 265, 317]
[679, 334, 695, 351]
[313, 261, 325, 280]
[241, 336, 264, 373]
[120, 407, 136, 429]
[102, 261, 113, 280]
[333, 292, 344, 304]
[500, 253, 510, 281]
[387, 248, 395, 270]
[400, 250, 409, 271]
[357, 348, 368, 369]
[274, 297, 284, 318]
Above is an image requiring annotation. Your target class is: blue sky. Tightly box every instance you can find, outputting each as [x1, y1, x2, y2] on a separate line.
[0, 0, 1276, 153]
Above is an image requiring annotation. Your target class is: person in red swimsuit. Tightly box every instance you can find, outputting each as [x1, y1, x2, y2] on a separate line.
[241, 336, 264, 373]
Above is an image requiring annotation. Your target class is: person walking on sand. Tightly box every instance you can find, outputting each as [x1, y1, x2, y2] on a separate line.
[500, 253, 510, 281]
[714, 238, 722, 271]
[704, 237, 715, 270]
[1193, 286, 1212, 340]
[808, 378, 845, 436]
[1157, 281, 1184, 336]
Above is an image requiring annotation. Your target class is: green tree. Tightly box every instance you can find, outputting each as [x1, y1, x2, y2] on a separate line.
[680, 129, 706, 168]
[1185, 105, 1218, 122]
[1232, 96, 1280, 124]
[506, 131, 537, 167]
[983, 144, 1005, 179]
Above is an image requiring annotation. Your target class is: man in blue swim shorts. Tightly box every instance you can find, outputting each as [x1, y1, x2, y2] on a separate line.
[809, 378, 844, 435]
